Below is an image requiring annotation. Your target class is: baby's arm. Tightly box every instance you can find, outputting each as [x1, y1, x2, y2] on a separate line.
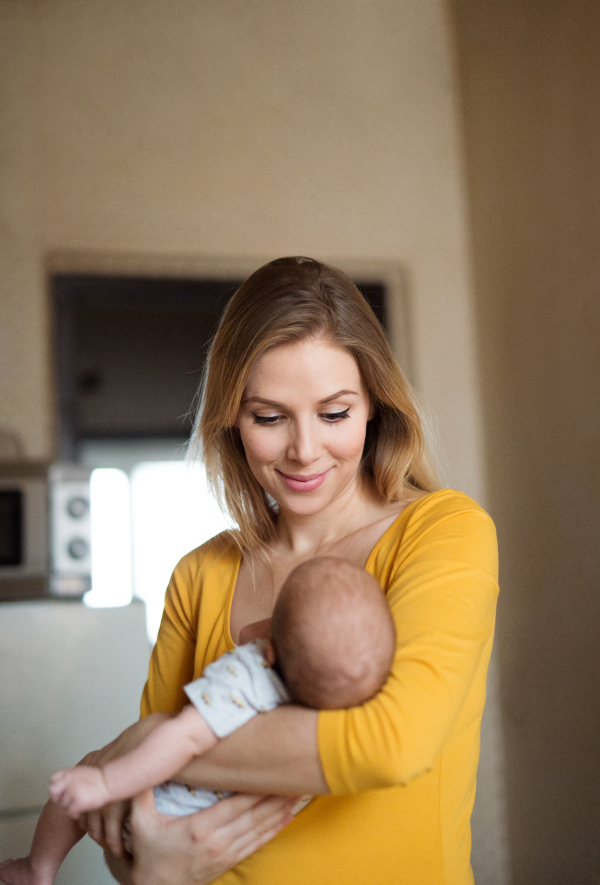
[50, 706, 217, 819]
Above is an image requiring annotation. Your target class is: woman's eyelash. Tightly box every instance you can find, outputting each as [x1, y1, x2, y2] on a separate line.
[251, 408, 351, 425]
[323, 409, 350, 421]
[252, 414, 281, 425]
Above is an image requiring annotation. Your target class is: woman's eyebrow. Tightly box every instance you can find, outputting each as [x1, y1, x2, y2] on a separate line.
[318, 390, 359, 404]
[242, 390, 359, 407]
[242, 396, 285, 407]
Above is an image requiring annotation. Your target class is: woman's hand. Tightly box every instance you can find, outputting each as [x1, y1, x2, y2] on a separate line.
[79, 798, 131, 858]
[105, 788, 298, 885]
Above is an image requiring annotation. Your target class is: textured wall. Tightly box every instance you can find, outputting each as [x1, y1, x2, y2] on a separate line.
[453, 1, 600, 881]
[0, 0, 484, 501]
[0, 0, 508, 878]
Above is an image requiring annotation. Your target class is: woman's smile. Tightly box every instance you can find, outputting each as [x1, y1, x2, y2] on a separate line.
[276, 468, 331, 492]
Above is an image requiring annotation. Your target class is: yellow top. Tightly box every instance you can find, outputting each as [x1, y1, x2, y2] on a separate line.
[141, 489, 499, 885]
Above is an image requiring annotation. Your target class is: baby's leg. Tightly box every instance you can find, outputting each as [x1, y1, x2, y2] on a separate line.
[50, 705, 217, 818]
[0, 800, 83, 885]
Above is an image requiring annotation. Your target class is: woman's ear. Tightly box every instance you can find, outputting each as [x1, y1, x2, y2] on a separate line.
[367, 397, 376, 421]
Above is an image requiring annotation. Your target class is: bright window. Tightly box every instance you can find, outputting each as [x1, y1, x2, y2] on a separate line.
[85, 461, 232, 643]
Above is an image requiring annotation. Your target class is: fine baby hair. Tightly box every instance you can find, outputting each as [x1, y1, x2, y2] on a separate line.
[271, 557, 395, 709]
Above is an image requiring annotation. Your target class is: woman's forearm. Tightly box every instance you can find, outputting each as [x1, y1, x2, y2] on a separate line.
[177, 705, 329, 796]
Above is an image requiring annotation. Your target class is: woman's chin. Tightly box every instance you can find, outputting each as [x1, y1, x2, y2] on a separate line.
[276, 496, 327, 519]
[275, 486, 357, 522]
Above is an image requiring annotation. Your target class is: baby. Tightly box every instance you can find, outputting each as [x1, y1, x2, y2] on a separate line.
[0, 557, 395, 885]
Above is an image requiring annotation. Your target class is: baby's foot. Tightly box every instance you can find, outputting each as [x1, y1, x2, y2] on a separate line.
[0, 857, 54, 885]
[49, 766, 110, 818]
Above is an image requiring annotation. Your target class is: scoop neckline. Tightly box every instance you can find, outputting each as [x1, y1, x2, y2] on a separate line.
[224, 488, 448, 649]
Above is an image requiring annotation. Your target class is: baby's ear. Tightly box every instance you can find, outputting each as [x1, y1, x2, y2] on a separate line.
[264, 638, 277, 666]
[239, 617, 272, 645]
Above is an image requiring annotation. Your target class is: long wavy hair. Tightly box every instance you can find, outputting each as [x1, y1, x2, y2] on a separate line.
[191, 256, 439, 550]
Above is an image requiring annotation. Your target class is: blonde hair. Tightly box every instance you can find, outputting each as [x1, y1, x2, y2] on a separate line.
[192, 256, 438, 550]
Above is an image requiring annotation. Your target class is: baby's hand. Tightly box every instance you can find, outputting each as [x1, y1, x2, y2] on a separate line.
[49, 766, 111, 818]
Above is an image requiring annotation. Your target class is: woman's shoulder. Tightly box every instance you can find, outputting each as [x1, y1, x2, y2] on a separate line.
[406, 488, 493, 525]
[411, 487, 496, 551]
[370, 488, 498, 584]
[374, 488, 496, 557]
[154, 531, 242, 657]
[172, 530, 242, 581]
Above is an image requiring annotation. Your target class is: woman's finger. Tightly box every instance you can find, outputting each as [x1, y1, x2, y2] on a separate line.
[103, 800, 130, 858]
[222, 794, 298, 851]
[81, 808, 107, 848]
[230, 805, 294, 860]
[187, 793, 297, 862]
[78, 750, 100, 766]
[182, 792, 291, 842]
[127, 788, 157, 829]
[211, 795, 297, 872]
[80, 801, 129, 857]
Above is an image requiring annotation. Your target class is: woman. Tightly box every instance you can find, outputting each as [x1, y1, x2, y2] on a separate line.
[88, 257, 498, 885]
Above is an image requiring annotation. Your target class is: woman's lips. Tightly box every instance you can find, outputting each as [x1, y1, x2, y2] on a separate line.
[277, 469, 330, 492]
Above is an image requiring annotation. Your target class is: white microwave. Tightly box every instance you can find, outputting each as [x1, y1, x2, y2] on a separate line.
[0, 462, 92, 602]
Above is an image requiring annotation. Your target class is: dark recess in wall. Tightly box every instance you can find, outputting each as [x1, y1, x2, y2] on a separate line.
[52, 274, 387, 461]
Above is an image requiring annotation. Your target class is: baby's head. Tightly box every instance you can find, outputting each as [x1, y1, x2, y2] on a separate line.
[269, 557, 395, 710]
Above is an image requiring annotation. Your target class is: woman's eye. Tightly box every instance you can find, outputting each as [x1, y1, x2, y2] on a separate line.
[251, 409, 350, 425]
[252, 414, 282, 425]
[322, 409, 350, 422]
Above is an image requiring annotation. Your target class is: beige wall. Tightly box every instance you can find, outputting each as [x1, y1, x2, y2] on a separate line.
[453, 1, 600, 882]
[0, 0, 509, 879]
[0, 0, 484, 499]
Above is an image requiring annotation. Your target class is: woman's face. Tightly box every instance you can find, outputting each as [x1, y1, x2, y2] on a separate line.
[236, 337, 372, 520]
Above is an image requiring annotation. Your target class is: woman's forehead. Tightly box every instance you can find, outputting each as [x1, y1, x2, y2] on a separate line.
[243, 338, 363, 400]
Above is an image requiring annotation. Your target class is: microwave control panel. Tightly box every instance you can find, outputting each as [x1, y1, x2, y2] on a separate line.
[49, 464, 92, 597]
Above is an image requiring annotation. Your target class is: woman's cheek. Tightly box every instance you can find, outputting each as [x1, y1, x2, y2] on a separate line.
[242, 428, 281, 467]
[333, 424, 368, 461]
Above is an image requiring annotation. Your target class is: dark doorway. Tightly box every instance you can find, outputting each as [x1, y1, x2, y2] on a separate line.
[51, 273, 387, 461]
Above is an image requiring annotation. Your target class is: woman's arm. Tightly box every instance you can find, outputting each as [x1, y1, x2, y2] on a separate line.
[177, 705, 328, 795]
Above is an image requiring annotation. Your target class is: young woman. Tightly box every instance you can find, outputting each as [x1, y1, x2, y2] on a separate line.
[83, 257, 498, 885]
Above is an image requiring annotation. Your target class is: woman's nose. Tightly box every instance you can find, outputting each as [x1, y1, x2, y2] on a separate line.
[287, 420, 320, 465]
